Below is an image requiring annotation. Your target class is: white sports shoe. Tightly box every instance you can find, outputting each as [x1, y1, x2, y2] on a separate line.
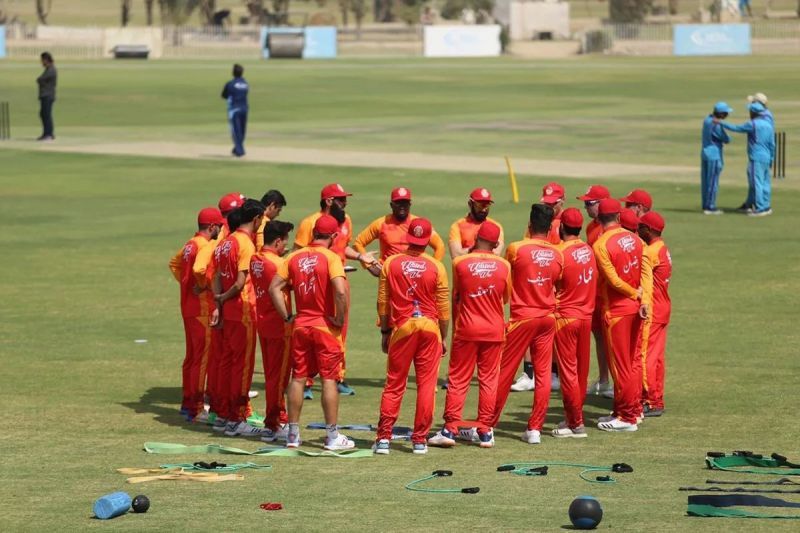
[285, 431, 301, 448]
[550, 372, 561, 392]
[522, 429, 541, 444]
[211, 418, 229, 432]
[587, 380, 613, 396]
[412, 443, 428, 455]
[456, 427, 479, 443]
[193, 410, 211, 424]
[428, 429, 457, 448]
[260, 424, 289, 443]
[478, 430, 495, 448]
[224, 421, 264, 438]
[511, 373, 535, 392]
[597, 414, 615, 424]
[372, 439, 390, 455]
[248, 390, 259, 399]
[597, 417, 638, 432]
[324, 434, 356, 451]
[703, 209, 724, 215]
[552, 423, 588, 439]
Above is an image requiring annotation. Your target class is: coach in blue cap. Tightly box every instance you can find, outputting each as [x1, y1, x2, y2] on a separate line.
[700, 102, 732, 215]
[719, 101, 775, 217]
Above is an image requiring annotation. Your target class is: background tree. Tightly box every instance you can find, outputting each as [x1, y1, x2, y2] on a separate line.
[145, 0, 155, 24]
[609, 0, 652, 23]
[199, 0, 216, 24]
[160, 0, 200, 25]
[36, 0, 52, 24]
[121, 0, 132, 26]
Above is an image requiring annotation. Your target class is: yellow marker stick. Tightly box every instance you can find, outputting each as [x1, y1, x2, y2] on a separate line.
[505, 156, 520, 204]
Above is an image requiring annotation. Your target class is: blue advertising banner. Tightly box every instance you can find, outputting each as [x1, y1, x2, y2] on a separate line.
[0, 26, 6, 59]
[673, 24, 751, 56]
[260, 27, 337, 59]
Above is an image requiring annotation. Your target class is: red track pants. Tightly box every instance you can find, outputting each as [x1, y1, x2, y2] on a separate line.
[377, 319, 442, 444]
[492, 316, 556, 431]
[641, 320, 668, 410]
[258, 330, 291, 430]
[554, 317, 591, 428]
[181, 316, 212, 417]
[443, 338, 503, 434]
[206, 327, 222, 413]
[603, 312, 643, 424]
[218, 319, 257, 422]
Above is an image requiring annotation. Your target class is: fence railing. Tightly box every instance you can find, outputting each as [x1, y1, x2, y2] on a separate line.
[600, 20, 800, 41]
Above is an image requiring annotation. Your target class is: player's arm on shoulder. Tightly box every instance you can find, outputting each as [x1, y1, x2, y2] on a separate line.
[448, 221, 467, 257]
[330, 276, 348, 328]
[494, 224, 505, 256]
[429, 231, 446, 261]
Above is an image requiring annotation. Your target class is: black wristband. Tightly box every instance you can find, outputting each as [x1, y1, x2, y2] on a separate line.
[284, 313, 293, 322]
[381, 328, 392, 335]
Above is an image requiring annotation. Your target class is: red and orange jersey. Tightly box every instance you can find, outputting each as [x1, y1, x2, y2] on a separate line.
[214, 229, 257, 322]
[250, 246, 292, 337]
[169, 233, 214, 318]
[505, 239, 564, 321]
[255, 215, 272, 252]
[353, 214, 446, 262]
[555, 239, 597, 320]
[294, 211, 353, 264]
[449, 215, 504, 252]
[278, 244, 345, 328]
[524, 213, 562, 245]
[585, 219, 603, 247]
[451, 251, 511, 342]
[592, 224, 646, 317]
[192, 223, 230, 289]
[643, 238, 672, 324]
[377, 251, 450, 329]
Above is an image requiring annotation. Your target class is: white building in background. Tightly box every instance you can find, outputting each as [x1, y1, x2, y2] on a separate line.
[494, 0, 571, 41]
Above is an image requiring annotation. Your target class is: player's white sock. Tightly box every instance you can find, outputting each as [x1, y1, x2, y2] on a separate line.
[326, 424, 339, 441]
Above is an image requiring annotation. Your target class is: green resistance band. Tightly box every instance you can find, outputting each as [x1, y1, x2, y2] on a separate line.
[688, 494, 800, 519]
[160, 462, 272, 473]
[497, 462, 633, 484]
[144, 442, 373, 458]
[405, 470, 480, 494]
[706, 452, 800, 476]
[688, 504, 800, 519]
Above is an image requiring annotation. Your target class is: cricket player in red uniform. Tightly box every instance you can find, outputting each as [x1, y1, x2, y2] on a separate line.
[620, 189, 653, 218]
[270, 215, 355, 450]
[294, 183, 361, 396]
[192, 192, 245, 423]
[449, 188, 504, 257]
[353, 187, 446, 276]
[576, 185, 613, 398]
[637, 212, 671, 417]
[373, 218, 450, 455]
[169, 207, 225, 420]
[211, 199, 265, 438]
[428, 221, 509, 449]
[255, 190, 287, 251]
[552, 208, 597, 438]
[593, 198, 651, 432]
[249, 220, 295, 442]
[493, 204, 563, 445]
[620, 208, 640, 232]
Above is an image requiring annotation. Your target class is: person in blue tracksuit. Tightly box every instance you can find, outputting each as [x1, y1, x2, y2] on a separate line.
[720, 102, 775, 217]
[748, 93, 773, 125]
[700, 102, 731, 215]
[221, 64, 249, 157]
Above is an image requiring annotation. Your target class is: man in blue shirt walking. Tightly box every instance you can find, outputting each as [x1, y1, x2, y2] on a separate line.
[221, 64, 249, 157]
[720, 101, 775, 217]
[700, 102, 731, 215]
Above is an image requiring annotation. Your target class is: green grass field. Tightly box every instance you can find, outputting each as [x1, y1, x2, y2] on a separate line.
[2, 56, 800, 531]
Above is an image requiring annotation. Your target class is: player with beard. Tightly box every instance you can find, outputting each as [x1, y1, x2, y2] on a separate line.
[353, 187, 446, 277]
[294, 184, 363, 396]
[449, 188, 504, 258]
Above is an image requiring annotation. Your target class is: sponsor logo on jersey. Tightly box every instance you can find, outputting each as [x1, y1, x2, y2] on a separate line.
[618, 234, 637, 253]
[530, 248, 556, 267]
[298, 256, 319, 275]
[401, 260, 427, 278]
[468, 261, 498, 279]
[571, 246, 592, 265]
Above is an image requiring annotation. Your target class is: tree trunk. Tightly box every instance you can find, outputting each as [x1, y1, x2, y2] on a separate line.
[36, 0, 52, 25]
[339, 0, 349, 27]
[145, 0, 154, 25]
[122, 0, 132, 26]
[200, 0, 216, 25]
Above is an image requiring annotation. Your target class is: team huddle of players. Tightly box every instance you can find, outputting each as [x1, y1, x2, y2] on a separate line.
[170, 181, 672, 454]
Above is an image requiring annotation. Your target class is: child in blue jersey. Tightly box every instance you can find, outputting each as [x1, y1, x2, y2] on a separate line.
[700, 102, 731, 215]
[719, 102, 776, 217]
[221, 64, 249, 157]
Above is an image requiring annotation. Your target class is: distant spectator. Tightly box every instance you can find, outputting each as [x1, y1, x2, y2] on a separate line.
[221, 63, 249, 157]
[420, 6, 435, 25]
[37, 52, 57, 141]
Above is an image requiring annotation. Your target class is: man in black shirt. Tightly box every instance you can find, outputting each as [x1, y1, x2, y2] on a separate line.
[37, 52, 57, 141]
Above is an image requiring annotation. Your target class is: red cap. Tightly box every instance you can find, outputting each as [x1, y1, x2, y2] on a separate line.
[620, 208, 640, 232]
[598, 198, 621, 216]
[218, 192, 244, 215]
[320, 183, 353, 200]
[577, 185, 610, 201]
[620, 189, 653, 210]
[477, 221, 501, 243]
[540, 182, 565, 203]
[198, 207, 225, 226]
[640, 211, 665, 233]
[560, 207, 583, 229]
[407, 217, 432, 246]
[391, 187, 412, 202]
[313, 214, 340, 235]
[469, 187, 493, 204]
